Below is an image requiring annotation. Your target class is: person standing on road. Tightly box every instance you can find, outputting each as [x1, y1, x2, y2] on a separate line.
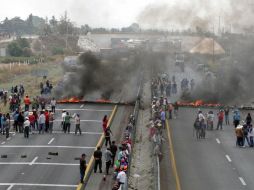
[116, 170, 127, 187]
[104, 127, 113, 147]
[248, 124, 254, 147]
[110, 141, 118, 167]
[104, 148, 112, 175]
[38, 111, 45, 134]
[160, 109, 166, 129]
[235, 125, 244, 147]
[28, 112, 35, 134]
[13, 110, 19, 132]
[50, 97, 56, 113]
[61, 110, 66, 131]
[224, 107, 230, 125]
[74, 114, 81, 135]
[44, 110, 49, 132]
[17, 111, 24, 133]
[24, 95, 31, 111]
[102, 115, 108, 133]
[216, 110, 224, 130]
[48, 111, 54, 134]
[64, 112, 71, 133]
[24, 117, 30, 138]
[246, 113, 252, 126]
[5, 113, 10, 139]
[233, 109, 241, 128]
[33, 110, 38, 131]
[94, 147, 102, 173]
[80, 153, 87, 183]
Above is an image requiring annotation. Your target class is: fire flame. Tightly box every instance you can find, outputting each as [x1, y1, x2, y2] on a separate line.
[96, 99, 111, 103]
[178, 100, 221, 107]
[57, 97, 81, 103]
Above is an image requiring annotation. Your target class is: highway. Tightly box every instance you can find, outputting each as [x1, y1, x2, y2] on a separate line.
[168, 107, 254, 190]
[0, 103, 114, 190]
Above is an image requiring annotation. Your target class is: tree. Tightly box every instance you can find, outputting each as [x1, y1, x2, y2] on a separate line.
[26, 14, 34, 34]
[7, 42, 23, 56]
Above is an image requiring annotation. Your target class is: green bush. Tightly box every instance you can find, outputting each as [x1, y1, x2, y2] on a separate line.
[7, 38, 32, 57]
[51, 47, 64, 55]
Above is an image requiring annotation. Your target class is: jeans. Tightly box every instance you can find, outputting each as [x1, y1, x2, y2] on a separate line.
[249, 136, 253, 147]
[49, 122, 53, 133]
[51, 106, 55, 113]
[24, 126, 29, 138]
[94, 159, 102, 173]
[39, 123, 45, 134]
[64, 123, 70, 133]
[216, 120, 223, 130]
[225, 115, 229, 125]
[105, 137, 111, 147]
[105, 160, 111, 174]
[75, 124, 81, 135]
[80, 169, 85, 183]
[243, 135, 250, 146]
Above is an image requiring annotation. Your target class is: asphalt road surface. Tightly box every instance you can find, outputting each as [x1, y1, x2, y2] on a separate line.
[168, 107, 254, 190]
[0, 103, 114, 190]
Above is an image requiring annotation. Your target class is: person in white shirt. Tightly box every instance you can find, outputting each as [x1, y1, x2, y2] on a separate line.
[50, 98, 57, 113]
[117, 170, 127, 186]
[24, 117, 30, 138]
[74, 114, 81, 135]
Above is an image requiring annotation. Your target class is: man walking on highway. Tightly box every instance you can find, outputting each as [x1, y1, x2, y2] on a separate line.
[105, 127, 113, 147]
[110, 141, 118, 167]
[104, 148, 112, 175]
[94, 147, 102, 173]
[80, 153, 87, 183]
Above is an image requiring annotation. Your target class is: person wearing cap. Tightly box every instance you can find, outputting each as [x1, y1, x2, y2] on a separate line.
[24, 117, 30, 138]
[80, 153, 87, 183]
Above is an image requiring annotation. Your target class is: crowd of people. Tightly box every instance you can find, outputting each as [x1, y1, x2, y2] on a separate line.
[151, 74, 195, 98]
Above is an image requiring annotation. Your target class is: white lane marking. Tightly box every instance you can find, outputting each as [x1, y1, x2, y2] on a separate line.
[225, 155, 232, 162]
[216, 138, 221, 144]
[0, 145, 95, 149]
[80, 104, 84, 108]
[55, 108, 112, 112]
[239, 177, 247, 186]
[7, 184, 14, 190]
[0, 162, 79, 166]
[0, 183, 77, 188]
[48, 138, 55, 145]
[29, 156, 38, 165]
[1, 142, 5, 145]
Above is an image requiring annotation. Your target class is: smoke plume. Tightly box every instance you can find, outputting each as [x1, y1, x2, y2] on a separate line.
[137, 0, 254, 33]
[184, 37, 254, 105]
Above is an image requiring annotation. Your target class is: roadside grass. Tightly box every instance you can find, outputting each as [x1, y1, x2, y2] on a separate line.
[0, 61, 63, 113]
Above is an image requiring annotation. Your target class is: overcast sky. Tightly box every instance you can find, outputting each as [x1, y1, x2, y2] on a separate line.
[0, 0, 171, 28]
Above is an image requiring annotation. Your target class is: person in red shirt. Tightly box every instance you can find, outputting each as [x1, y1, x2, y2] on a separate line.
[102, 115, 108, 133]
[28, 112, 35, 133]
[24, 95, 31, 111]
[44, 110, 49, 132]
[216, 110, 224, 130]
